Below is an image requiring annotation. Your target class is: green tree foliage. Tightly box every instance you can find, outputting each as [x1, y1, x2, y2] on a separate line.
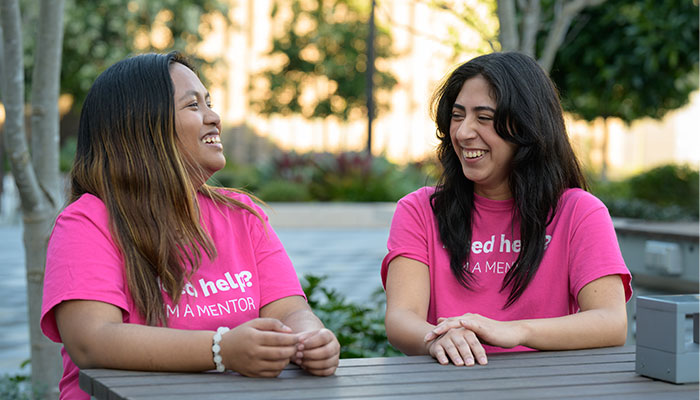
[550, 0, 699, 123]
[252, 0, 397, 121]
[20, 0, 228, 110]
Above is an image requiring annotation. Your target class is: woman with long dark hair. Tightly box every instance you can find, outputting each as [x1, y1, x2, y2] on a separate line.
[41, 52, 339, 399]
[382, 52, 631, 367]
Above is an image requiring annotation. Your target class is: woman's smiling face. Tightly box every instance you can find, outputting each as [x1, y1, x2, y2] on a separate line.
[170, 62, 224, 183]
[450, 75, 517, 200]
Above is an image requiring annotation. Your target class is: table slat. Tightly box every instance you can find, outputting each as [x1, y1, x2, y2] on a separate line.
[78, 346, 698, 400]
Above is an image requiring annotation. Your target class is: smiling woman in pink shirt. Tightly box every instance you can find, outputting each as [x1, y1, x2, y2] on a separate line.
[41, 52, 339, 400]
[382, 52, 632, 367]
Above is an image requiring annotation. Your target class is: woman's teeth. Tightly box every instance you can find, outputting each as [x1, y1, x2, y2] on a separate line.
[463, 150, 486, 159]
[202, 136, 221, 144]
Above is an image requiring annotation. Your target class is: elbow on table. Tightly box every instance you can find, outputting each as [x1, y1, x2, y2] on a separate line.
[386, 334, 422, 356]
[609, 316, 628, 347]
[384, 318, 426, 356]
[63, 338, 113, 369]
[384, 321, 401, 352]
[595, 312, 628, 348]
[65, 345, 101, 369]
[385, 330, 404, 355]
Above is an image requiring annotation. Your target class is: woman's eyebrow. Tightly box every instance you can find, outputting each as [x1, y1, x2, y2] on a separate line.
[177, 90, 210, 102]
[452, 104, 495, 113]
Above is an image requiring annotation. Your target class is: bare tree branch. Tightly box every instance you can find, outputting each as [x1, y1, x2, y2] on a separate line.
[0, 0, 45, 214]
[30, 0, 64, 207]
[425, 0, 494, 41]
[378, 1, 497, 57]
[377, 1, 458, 47]
[520, 0, 541, 57]
[497, 0, 518, 51]
[538, 0, 606, 72]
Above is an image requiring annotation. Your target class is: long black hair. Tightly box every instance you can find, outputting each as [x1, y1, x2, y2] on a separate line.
[429, 52, 588, 308]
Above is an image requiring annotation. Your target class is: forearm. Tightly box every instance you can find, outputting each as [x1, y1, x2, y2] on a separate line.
[70, 323, 214, 371]
[517, 308, 627, 350]
[385, 308, 435, 355]
[433, 275, 629, 351]
[56, 300, 216, 371]
[518, 276, 628, 350]
[384, 256, 434, 356]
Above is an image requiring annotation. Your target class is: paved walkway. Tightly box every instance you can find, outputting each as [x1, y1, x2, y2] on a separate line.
[0, 224, 31, 376]
[0, 203, 393, 376]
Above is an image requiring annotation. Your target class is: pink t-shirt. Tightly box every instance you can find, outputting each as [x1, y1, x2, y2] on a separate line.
[41, 190, 305, 400]
[382, 187, 632, 353]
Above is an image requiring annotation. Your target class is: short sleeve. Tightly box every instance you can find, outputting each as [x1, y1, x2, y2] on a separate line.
[41, 195, 131, 343]
[381, 188, 433, 287]
[238, 196, 305, 308]
[566, 193, 633, 306]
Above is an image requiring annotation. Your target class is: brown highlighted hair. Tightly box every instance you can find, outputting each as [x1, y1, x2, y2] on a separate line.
[70, 52, 261, 326]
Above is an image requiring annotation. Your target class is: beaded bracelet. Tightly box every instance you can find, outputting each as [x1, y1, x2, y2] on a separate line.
[212, 326, 230, 372]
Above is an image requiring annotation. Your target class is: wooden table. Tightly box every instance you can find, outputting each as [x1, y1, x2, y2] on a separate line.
[80, 346, 698, 399]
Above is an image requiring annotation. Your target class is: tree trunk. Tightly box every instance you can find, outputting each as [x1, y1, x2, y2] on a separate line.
[0, 23, 5, 212]
[31, 0, 64, 207]
[600, 116, 609, 182]
[497, 0, 518, 51]
[1, 0, 64, 398]
[365, 0, 376, 156]
[520, 0, 541, 58]
[28, 0, 65, 397]
[538, 0, 606, 72]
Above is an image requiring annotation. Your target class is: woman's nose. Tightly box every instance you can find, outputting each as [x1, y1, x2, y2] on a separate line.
[205, 107, 221, 127]
[455, 119, 478, 141]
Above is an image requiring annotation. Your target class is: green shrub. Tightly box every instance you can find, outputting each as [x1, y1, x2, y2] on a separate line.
[309, 153, 399, 201]
[589, 163, 699, 221]
[301, 274, 401, 358]
[209, 164, 261, 192]
[587, 177, 631, 201]
[209, 150, 438, 202]
[270, 151, 437, 202]
[258, 151, 319, 186]
[627, 164, 698, 213]
[602, 198, 690, 221]
[0, 361, 45, 400]
[257, 180, 311, 202]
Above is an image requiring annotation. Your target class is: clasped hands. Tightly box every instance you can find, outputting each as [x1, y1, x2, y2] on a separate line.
[423, 313, 525, 367]
[221, 318, 340, 377]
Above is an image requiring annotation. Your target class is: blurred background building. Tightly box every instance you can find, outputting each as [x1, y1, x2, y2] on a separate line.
[190, 0, 699, 178]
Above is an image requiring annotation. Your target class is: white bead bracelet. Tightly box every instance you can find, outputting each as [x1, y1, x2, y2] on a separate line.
[212, 326, 230, 372]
